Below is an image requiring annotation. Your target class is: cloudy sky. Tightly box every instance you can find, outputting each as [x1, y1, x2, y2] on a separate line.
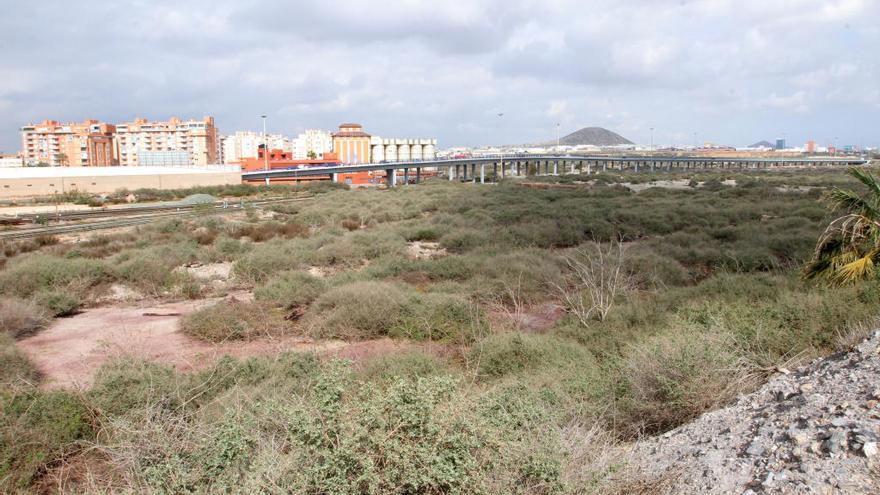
[0, 0, 877, 151]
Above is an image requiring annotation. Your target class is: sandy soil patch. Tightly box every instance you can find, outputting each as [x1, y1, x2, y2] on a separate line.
[93, 283, 145, 304]
[18, 290, 431, 389]
[177, 261, 233, 281]
[407, 241, 447, 260]
[18, 295, 324, 389]
[622, 179, 693, 192]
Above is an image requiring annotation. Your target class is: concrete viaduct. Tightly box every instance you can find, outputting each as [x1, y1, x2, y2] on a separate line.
[242, 155, 870, 186]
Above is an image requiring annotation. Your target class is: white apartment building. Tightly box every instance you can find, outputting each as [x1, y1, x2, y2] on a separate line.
[114, 117, 218, 167]
[370, 137, 437, 163]
[220, 131, 292, 164]
[292, 129, 334, 159]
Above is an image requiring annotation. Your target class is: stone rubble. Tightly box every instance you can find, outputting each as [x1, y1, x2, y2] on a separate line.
[624, 330, 880, 494]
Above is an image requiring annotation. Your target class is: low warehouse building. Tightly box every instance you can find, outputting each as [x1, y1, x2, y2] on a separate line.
[0, 165, 242, 199]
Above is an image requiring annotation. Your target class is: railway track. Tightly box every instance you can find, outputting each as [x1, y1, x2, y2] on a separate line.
[0, 195, 313, 241]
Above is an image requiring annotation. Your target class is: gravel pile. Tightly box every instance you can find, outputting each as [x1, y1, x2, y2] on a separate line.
[623, 331, 880, 494]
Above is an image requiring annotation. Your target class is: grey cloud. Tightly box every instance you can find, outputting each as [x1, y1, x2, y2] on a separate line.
[0, 0, 878, 152]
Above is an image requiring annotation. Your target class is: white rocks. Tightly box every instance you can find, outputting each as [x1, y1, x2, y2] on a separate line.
[618, 330, 880, 494]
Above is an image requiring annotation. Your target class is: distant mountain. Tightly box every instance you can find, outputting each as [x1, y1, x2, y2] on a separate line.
[554, 127, 633, 147]
[749, 140, 774, 148]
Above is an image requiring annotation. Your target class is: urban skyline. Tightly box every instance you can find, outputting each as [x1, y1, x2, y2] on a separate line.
[1, 0, 878, 152]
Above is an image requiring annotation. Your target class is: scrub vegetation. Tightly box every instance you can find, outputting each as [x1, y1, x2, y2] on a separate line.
[1, 169, 878, 493]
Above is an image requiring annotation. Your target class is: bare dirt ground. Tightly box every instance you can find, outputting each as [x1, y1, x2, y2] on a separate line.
[18, 289, 438, 389]
[17, 296, 345, 389]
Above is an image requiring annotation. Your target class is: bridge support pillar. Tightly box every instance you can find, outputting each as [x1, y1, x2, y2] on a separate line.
[416, 168, 421, 184]
[265, 177, 270, 186]
[331, 173, 338, 183]
[386, 169, 396, 187]
[462, 164, 467, 181]
[449, 165, 454, 181]
[403, 168, 409, 185]
[554, 160, 558, 175]
[493, 162, 498, 181]
[480, 164, 485, 184]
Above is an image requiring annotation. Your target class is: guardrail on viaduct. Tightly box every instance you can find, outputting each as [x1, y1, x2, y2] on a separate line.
[242, 155, 870, 185]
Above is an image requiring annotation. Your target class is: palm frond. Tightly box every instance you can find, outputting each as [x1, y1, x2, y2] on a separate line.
[831, 254, 876, 285]
[849, 167, 880, 200]
[825, 189, 880, 219]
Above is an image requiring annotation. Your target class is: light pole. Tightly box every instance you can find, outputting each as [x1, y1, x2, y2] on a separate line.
[556, 122, 560, 150]
[261, 115, 268, 171]
[650, 127, 654, 154]
[497, 113, 504, 179]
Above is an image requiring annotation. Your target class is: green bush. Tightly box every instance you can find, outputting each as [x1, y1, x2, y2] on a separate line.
[0, 390, 93, 491]
[308, 282, 414, 339]
[180, 301, 291, 342]
[89, 358, 184, 417]
[35, 290, 81, 317]
[390, 293, 488, 343]
[253, 270, 326, 309]
[0, 255, 109, 298]
[214, 236, 251, 259]
[0, 334, 41, 386]
[469, 333, 593, 380]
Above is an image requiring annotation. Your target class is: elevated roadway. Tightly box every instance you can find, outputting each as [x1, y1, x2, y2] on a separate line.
[242, 155, 870, 185]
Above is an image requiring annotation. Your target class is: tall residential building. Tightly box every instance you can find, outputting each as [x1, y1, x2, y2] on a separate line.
[115, 116, 218, 166]
[220, 131, 291, 164]
[332, 123, 371, 164]
[293, 129, 333, 159]
[20, 119, 117, 166]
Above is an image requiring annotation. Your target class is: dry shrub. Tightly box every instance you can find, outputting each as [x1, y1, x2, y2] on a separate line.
[616, 329, 757, 436]
[180, 301, 292, 342]
[0, 297, 50, 338]
[341, 218, 361, 231]
[307, 281, 412, 340]
[554, 241, 635, 326]
[192, 227, 218, 245]
[0, 333, 41, 385]
[253, 270, 327, 309]
[559, 422, 626, 492]
[232, 221, 309, 242]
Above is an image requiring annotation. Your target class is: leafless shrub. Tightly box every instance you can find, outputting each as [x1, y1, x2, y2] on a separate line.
[560, 421, 626, 491]
[488, 273, 528, 331]
[0, 297, 50, 338]
[553, 241, 634, 326]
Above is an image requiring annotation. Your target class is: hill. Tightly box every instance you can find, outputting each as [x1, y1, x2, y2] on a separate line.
[749, 140, 774, 148]
[556, 127, 633, 147]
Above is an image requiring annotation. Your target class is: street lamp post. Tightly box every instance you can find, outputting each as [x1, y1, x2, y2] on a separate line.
[261, 115, 269, 186]
[556, 122, 560, 150]
[497, 113, 504, 180]
[650, 127, 654, 153]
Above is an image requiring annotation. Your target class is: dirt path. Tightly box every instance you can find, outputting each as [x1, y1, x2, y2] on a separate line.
[18, 297, 346, 389]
